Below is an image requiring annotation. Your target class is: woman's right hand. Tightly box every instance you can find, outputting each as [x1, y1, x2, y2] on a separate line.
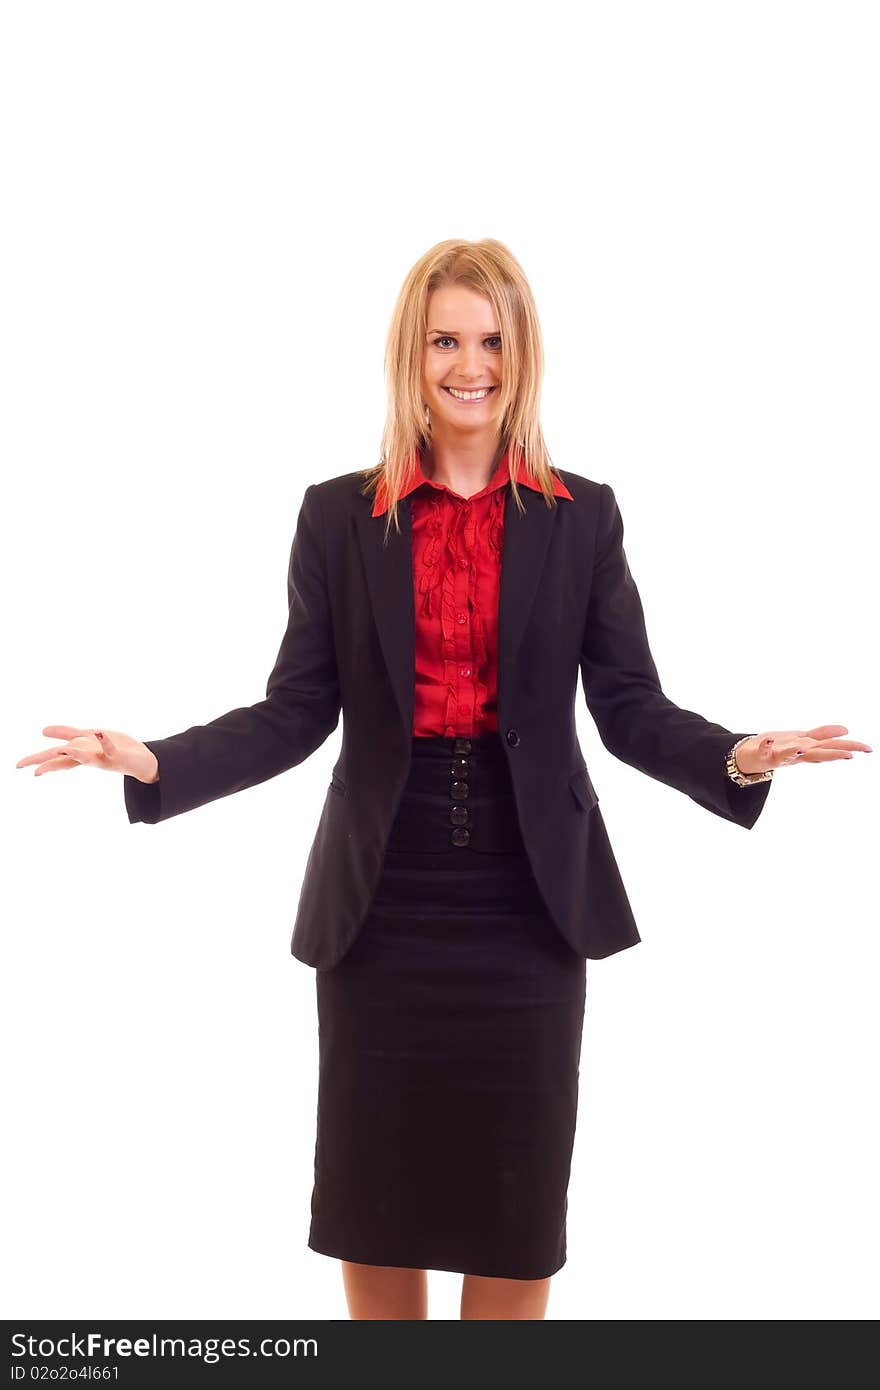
[15, 726, 160, 783]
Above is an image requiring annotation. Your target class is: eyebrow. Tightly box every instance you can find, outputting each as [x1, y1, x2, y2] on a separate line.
[426, 328, 501, 336]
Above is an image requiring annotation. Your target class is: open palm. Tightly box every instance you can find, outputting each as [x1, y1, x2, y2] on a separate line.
[735, 724, 872, 776]
[15, 725, 158, 783]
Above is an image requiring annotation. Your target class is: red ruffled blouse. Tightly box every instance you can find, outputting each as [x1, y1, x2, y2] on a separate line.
[372, 449, 573, 738]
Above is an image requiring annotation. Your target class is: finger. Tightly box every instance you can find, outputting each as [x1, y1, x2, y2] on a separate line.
[41, 725, 92, 739]
[809, 738, 872, 753]
[16, 744, 82, 769]
[55, 744, 98, 766]
[796, 749, 856, 763]
[775, 748, 854, 766]
[803, 724, 849, 740]
[34, 754, 82, 776]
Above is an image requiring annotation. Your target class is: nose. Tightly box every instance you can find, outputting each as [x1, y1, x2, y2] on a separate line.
[458, 345, 490, 379]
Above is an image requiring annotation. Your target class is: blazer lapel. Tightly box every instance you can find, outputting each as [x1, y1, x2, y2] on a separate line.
[356, 483, 559, 735]
[497, 483, 558, 717]
[356, 496, 417, 735]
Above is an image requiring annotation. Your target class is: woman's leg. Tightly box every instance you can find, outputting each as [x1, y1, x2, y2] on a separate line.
[459, 1274, 552, 1320]
[341, 1260, 429, 1320]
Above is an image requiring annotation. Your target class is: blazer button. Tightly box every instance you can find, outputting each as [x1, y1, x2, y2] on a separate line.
[453, 737, 472, 754]
[450, 780, 469, 800]
[505, 729, 520, 747]
[451, 827, 470, 847]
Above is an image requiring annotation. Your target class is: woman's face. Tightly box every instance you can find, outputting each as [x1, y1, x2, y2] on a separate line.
[421, 285, 506, 441]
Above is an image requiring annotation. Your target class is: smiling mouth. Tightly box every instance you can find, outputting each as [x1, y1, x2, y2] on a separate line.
[443, 386, 497, 402]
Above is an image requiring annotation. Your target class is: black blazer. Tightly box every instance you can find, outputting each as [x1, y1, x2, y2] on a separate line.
[124, 468, 773, 969]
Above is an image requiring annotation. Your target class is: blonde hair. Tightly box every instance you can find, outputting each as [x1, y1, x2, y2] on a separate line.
[361, 238, 564, 543]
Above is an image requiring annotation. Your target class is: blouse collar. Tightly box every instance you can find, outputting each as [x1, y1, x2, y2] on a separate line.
[371, 447, 573, 517]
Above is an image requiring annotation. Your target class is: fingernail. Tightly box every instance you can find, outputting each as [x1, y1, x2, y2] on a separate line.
[795, 750, 804, 757]
[96, 731, 104, 741]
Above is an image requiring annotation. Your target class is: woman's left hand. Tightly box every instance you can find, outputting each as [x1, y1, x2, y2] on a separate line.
[735, 725, 872, 776]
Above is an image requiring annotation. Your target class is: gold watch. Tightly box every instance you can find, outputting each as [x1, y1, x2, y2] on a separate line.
[725, 734, 774, 787]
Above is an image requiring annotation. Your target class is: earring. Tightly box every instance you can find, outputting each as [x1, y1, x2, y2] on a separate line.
[423, 402, 430, 426]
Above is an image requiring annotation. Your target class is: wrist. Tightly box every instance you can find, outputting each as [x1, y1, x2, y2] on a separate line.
[734, 736, 756, 775]
[725, 734, 773, 787]
[141, 749, 160, 784]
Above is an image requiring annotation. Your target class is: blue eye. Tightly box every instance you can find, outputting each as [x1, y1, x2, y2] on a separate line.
[433, 336, 502, 350]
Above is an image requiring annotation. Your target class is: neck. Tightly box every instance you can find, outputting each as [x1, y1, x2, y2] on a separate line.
[421, 435, 506, 495]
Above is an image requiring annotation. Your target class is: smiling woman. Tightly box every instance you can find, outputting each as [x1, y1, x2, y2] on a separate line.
[298, 240, 594, 1319]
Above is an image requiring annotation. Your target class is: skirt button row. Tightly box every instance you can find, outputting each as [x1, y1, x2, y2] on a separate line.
[450, 737, 471, 846]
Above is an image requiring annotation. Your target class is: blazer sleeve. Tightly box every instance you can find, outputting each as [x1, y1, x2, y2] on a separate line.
[579, 482, 772, 829]
[123, 483, 341, 825]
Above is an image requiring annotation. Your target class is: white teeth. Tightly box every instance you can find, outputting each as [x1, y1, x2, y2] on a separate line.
[447, 387, 492, 401]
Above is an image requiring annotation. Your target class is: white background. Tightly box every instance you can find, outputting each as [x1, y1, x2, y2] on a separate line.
[3, 0, 876, 1321]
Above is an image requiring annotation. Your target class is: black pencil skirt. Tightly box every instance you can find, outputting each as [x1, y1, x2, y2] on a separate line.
[307, 732, 587, 1280]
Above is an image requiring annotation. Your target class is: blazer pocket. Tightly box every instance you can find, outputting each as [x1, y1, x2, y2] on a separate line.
[569, 766, 598, 813]
[329, 773, 347, 796]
